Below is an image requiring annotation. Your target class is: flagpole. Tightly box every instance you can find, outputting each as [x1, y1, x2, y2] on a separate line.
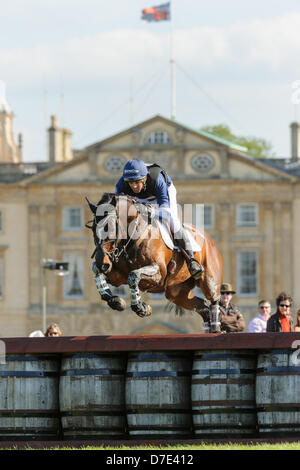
[170, 0, 176, 120]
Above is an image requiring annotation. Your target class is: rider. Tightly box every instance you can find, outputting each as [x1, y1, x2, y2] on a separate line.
[115, 158, 204, 279]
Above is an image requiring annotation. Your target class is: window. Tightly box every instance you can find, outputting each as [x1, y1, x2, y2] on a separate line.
[146, 130, 171, 144]
[236, 204, 258, 227]
[63, 253, 84, 299]
[237, 251, 258, 296]
[104, 156, 126, 174]
[204, 205, 214, 229]
[62, 207, 83, 231]
[192, 204, 214, 230]
[191, 154, 215, 172]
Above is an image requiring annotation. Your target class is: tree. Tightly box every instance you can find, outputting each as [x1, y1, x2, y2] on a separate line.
[200, 124, 273, 159]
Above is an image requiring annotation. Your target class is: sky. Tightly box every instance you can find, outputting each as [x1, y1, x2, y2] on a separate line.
[1, 0, 300, 162]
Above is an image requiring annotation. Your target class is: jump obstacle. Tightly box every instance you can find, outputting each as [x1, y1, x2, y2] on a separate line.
[0, 333, 299, 441]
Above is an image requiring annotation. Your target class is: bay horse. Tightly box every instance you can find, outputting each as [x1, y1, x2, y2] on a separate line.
[86, 192, 223, 333]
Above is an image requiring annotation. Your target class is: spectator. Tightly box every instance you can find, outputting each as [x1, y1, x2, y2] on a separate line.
[45, 323, 62, 337]
[295, 309, 300, 332]
[219, 283, 245, 332]
[248, 300, 272, 333]
[267, 292, 294, 332]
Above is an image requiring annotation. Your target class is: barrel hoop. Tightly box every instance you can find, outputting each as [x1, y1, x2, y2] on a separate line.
[126, 371, 190, 378]
[257, 404, 300, 412]
[128, 353, 191, 360]
[5, 355, 58, 361]
[192, 378, 255, 385]
[61, 410, 125, 417]
[192, 400, 255, 407]
[128, 425, 191, 431]
[194, 424, 256, 430]
[62, 427, 126, 433]
[62, 353, 124, 359]
[126, 408, 190, 414]
[61, 369, 124, 376]
[259, 349, 294, 355]
[194, 353, 256, 360]
[257, 366, 300, 374]
[258, 423, 300, 429]
[0, 371, 58, 377]
[193, 407, 256, 415]
[0, 410, 59, 418]
[192, 368, 254, 375]
[0, 430, 59, 435]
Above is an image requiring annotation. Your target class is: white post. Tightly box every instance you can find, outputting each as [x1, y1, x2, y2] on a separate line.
[170, 0, 176, 120]
[41, 264, 47, 334]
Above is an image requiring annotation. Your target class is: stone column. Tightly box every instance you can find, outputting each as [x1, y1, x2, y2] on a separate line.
[262, 201, 275, 300]
[293, 197, 300, 306]
[28, 204, 41, 306]
[218, 201, 231, 283]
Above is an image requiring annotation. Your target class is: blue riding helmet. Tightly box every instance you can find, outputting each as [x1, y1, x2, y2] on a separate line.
[123, 159, 148, 181]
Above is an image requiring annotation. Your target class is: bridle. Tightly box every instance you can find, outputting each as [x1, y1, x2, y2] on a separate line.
[89, 198, 148, 265]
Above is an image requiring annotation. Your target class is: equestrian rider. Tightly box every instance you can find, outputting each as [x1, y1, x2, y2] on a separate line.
[115, 158, 204, 279]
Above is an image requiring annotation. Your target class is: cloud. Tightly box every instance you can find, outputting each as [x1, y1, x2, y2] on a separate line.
[1, 11, 300, 89]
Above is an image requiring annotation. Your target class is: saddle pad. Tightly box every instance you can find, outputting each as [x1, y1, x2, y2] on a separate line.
[157, 221, 202, 252]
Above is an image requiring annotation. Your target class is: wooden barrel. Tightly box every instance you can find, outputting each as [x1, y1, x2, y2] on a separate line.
[60, 353, 127, 439]
[0, 354, 60, 440]
[256, 349, 300, 437]
[192, 350, 257, 437]
[126, 351, 193, 438]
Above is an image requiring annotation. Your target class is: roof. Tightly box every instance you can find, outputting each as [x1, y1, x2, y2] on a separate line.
[85, 114, 249, 152]
[159, 114, 248, 152]
[257, 158, 300, 179]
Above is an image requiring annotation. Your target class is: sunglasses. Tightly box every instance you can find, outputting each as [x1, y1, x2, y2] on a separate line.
[279, 304, 291, 308]
[221, 292, 231, 295]
[260, 306, 270, 309]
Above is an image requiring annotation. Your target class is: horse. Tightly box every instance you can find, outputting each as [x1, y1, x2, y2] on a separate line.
[86, 192, 223, 333]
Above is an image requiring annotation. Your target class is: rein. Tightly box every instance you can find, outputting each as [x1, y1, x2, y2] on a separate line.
[89, 201, 144, 264]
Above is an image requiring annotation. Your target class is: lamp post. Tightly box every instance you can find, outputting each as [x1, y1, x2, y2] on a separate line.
[41, 259, 69, 333]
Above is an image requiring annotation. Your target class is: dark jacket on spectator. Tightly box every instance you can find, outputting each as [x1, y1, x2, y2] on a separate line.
[219, 301, 245, 333]
[266, 312, 294, 332]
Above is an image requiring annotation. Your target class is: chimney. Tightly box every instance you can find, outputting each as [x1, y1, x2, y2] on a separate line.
[48, 115, 73, 163]
[0, 80, 22, 163]
[290, 122, 300, 162]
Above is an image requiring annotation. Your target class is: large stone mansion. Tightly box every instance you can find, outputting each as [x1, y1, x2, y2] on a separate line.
[1, 83, 300, 337]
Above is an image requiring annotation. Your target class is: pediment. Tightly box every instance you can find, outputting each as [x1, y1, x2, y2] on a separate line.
[19, 115, 298, 185]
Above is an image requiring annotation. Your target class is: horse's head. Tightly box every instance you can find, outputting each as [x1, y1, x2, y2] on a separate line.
[86, 193, 138, 273]
[87, 192, 150, 273]
[86, 193, 117, 274]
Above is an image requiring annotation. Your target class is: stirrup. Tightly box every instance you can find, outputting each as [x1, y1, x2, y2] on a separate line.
[188, 258, 204, 279]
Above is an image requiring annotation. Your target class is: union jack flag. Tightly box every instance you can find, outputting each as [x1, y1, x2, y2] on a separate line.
[141, 2, 170, 22]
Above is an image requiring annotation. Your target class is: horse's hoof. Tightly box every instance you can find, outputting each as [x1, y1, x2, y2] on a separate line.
[132, 303, 152, 318]
[107, 296, 126, 311]
[210, 322, 221, 333]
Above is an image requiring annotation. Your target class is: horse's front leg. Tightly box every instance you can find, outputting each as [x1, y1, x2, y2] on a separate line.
[128, 264, 161, 318]
[92, 262, 126, 311]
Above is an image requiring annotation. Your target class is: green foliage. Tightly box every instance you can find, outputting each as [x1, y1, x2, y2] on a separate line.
[200, 124, 274, 159]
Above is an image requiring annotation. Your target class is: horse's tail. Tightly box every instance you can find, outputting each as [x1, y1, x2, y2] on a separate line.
[164, 301, 186, 317]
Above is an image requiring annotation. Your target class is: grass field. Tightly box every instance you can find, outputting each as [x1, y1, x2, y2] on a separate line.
[3, 441, 300, 451]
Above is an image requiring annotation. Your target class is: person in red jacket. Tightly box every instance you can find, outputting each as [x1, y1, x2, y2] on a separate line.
[267, 292, 294, 332]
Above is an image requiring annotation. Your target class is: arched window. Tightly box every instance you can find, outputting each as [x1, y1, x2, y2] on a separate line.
[191, 153, 215, 172]
[104, 155, 126, 174]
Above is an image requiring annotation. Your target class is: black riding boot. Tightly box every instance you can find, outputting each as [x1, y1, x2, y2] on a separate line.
[174, 226, 204, 280]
